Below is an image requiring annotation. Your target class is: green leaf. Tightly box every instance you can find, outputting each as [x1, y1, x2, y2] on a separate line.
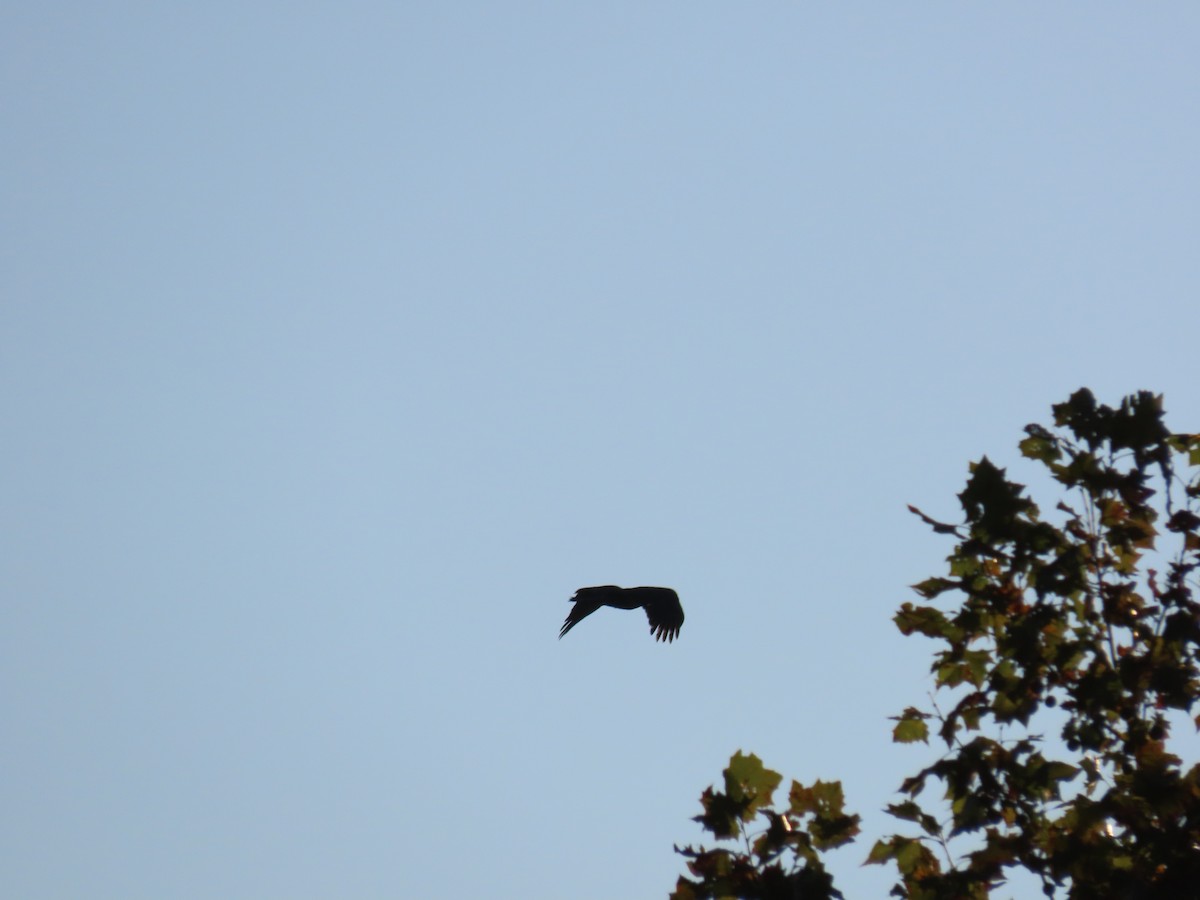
[949, 555, 981, 578]
[895, 603, 958, 640]
[724, 751, 781, 820]
[787, 780, 861, 850]
[892, 710, 930, 744]
[1166, 432, 1200, 463]
[1019, 430, 1061, 464]
[788, 779, 841, 818]
[1043, 761, 1080, 785]
[893, 837, 931, 875]
[936, 649, 992, 688]
[865, 838, 895, 865]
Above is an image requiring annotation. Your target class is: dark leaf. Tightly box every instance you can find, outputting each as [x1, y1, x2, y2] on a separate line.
[908, 504, 962, 535]
[910, 578, 960, 600]
[886, 800, 941, 836]
[1166, 509, 1200, 534]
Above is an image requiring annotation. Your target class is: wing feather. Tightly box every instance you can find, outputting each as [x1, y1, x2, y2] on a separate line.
[641, 588, 684, 642]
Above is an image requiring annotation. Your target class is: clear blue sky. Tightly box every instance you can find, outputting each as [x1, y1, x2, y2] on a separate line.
[3, 4, 1198, 898]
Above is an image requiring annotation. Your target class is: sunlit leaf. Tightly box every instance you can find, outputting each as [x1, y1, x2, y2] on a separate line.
[724, 751, 781, 819]
[895, 603, 958, 640]
[1019, 431, 1061, 463]
[893, 837, 931, 875]
[893, 715, 930, 744]
[865, 839, 895, 865]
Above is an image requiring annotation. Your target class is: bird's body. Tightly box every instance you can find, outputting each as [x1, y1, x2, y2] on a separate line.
[559, 585, 684, 642]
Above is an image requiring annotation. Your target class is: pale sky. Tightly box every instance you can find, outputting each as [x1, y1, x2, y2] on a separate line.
[3, 4, 1199, 898]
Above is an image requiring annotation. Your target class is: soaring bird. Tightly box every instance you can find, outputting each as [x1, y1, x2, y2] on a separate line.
[559, 585, 684, 643]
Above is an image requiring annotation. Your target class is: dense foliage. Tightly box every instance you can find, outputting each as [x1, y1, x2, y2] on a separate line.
[672, 390, 1200, 898]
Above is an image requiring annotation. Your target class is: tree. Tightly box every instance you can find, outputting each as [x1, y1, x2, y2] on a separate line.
[672, 390, 1200, 898]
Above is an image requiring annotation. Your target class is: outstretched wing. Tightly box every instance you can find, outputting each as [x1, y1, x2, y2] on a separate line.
[559, 585, 621, 639]
[640, 587, 684, 643]
[559, 585, 684, 642]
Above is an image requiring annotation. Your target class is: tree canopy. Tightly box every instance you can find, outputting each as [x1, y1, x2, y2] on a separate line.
[672, 389, 1200, 899]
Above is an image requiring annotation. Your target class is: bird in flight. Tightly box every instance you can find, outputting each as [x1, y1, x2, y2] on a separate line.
[559, 585, 684, 643]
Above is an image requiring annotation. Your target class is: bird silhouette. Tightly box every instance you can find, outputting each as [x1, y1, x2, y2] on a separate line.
[559, 585, 684, 643]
